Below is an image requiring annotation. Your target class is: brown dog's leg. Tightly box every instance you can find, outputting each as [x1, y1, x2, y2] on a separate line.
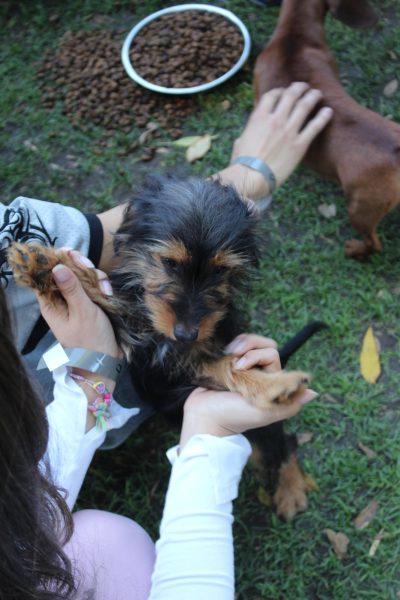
[345, 192, 388, 259]
[7, 242, 115, 312]
[201, 355, 310, 408]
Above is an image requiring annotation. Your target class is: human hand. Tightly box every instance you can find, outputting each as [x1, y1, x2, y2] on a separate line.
[218, 82, 332, 199]
[36, 251, 120, 358]
[179, 333, 316, 449]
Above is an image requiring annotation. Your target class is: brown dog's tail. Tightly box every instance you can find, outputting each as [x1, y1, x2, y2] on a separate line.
[279, 321, 328, 368]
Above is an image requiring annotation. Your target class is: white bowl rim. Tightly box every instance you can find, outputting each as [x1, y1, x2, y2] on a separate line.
[121, 3, 251, 95]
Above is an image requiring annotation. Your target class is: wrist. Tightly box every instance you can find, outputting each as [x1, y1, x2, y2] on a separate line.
[70, 368, 115, 432]
[179, 405, 231, 451]
[212, 164, 271, 199]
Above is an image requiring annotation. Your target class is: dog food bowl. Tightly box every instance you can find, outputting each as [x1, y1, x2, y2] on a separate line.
[121, 4, 251, 95]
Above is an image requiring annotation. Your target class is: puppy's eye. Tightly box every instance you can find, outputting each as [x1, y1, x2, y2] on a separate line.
[161, 257, 179, 271]
[214, 265, 228, 275]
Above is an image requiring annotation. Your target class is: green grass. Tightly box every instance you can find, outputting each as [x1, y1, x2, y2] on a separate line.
[2, 1, 400, 598]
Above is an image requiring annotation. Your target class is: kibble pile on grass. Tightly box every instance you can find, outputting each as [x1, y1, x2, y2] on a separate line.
[36, 30, 198, 136]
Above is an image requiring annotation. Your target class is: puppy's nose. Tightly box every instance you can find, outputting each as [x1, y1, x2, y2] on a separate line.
[174, 323, 198, 343]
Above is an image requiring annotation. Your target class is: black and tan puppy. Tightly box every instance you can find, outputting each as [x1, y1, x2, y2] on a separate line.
[9, 175, 319, 520]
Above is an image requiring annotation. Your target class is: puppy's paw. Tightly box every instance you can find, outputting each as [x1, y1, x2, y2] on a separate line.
[273, 454, 308, 521]
[7, 242, 59, 293]
[270, 370, 310, 405]
[250, 370, 310, 409]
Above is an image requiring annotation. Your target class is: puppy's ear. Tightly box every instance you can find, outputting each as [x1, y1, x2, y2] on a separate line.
[327, 0, 378, 29]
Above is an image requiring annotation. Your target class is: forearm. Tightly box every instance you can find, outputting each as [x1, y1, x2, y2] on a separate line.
[149, 434, 251, 600]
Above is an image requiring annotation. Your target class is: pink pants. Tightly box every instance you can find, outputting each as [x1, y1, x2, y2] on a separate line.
[64, 510, 155, 600]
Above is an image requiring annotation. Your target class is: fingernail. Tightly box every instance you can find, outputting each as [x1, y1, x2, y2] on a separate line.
[235, 357, 247, 369]
[99, 279, 113, 296]
[321, 107, 333, 116]
[52, 264, 72, 283]
[77, 255, 95, 268]
[225, 340, 245, 354]
[299, 390, 318, 405]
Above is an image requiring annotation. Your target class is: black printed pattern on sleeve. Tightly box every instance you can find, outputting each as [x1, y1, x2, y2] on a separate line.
[0, 207, 57, 287]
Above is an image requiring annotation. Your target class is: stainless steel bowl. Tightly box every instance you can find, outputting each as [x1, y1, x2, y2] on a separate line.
[121, 3, 251, 95]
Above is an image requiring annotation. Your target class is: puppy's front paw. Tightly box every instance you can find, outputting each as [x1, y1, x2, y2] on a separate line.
[269, 371, 310, 405]
[249, 370, 310, 409]
[7, 242, 59, 293]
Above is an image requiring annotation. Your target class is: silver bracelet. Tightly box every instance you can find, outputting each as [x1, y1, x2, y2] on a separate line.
[37, 342, 123, 381]
[230, 155, 277, 195]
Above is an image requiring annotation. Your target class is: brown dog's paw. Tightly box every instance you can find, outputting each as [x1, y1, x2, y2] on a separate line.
[7, 242, 60, 293]
[273, 454, 308, 521]
[344, 238, 371, 260]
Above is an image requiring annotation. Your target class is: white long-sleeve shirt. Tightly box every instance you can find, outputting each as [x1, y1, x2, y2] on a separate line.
[45, 367, 251, 600]
[45, 366, 140, 509]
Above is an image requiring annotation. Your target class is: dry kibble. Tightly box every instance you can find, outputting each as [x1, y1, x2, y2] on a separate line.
[130, 11, 244, 89]
[36, 29, 198, 136]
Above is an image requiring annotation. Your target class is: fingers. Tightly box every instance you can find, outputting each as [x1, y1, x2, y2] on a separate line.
[298, 105, 333, 146]
[58, 249, 113, 296]
[287, 88, 323, 131]
[261, 389, 318, 423]
[226, 333, 278, 355]
[254, 87, 285, 115]
[272, 82, 310, 119]
[51, 264, 91, 318]
[235, 347, 281, 373]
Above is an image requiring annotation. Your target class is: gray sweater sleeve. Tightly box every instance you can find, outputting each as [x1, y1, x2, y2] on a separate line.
[0, 197, 92, 350]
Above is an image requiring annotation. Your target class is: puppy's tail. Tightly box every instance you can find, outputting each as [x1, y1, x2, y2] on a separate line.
[278, 321, 328, 368]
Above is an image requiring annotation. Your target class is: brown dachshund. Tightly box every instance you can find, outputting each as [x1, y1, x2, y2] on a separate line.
[254, 0, 400, 259]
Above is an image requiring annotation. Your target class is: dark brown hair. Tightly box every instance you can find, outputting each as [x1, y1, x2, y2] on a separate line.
[0, 287, 75, 599]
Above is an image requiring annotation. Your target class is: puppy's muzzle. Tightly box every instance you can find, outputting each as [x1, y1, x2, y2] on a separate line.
[174, 323, 198, 343]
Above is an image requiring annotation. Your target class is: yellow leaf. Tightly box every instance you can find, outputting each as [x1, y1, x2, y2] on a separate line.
[186, 134, 212, 163]
[360, 326, 381, 383]
[303, 472, 319, 491]
[257, 486, 272, 507]
[173, 135, 203, 148]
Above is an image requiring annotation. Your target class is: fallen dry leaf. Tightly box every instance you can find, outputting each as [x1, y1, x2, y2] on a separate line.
[221, 99, 231, 110]
[368, 528, 384, 557]
[138, 122, 158, 145]
[357, 441, 377, 461]
[360, 326, 381, 384]
[173, 135, 203, 148]
[324, 529, 349, 560]
[318, 203, 337, 218]
[23, 140, 38, 152]
[297, 431, 314, 446]
[383, 79, 398, 97]
[303, 472, 318, 491]
[388, 50, 397, 60]
[155, 147, 170, 155]
[186, 133, 212, 163]
[321, 393, 339, 403]
[354, 500, 379, 530]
